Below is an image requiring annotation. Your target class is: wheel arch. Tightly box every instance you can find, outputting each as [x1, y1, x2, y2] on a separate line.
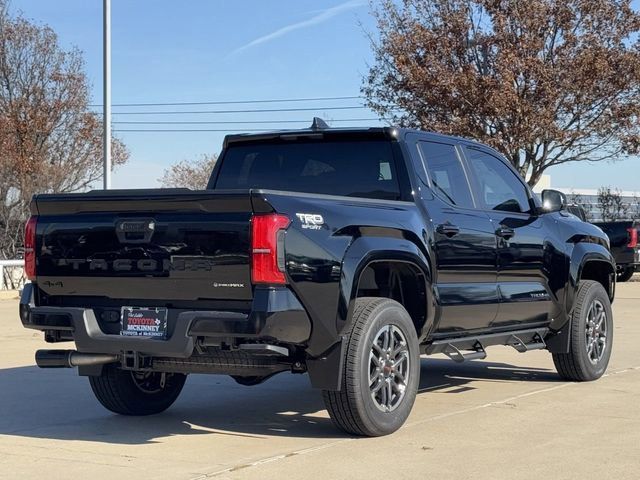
[338, 236, 434, 342]
[548, 244, 615, 354]
[569, 245, 616, 310]
[307, 234, 433, 392]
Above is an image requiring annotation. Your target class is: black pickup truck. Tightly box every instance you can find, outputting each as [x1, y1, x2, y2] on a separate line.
[19, 123, 616, 436]
[593, 221, 639, 282]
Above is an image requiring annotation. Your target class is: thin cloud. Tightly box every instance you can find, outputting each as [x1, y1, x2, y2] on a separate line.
[230, 0, 366, 56]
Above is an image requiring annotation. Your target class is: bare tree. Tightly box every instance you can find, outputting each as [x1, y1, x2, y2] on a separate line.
[0, 2, 129, 259]
[597, 187, 629, 222]
[160, 154, 217, 190]
[567, 191, 592, 222]
[364, 0, 640, 186]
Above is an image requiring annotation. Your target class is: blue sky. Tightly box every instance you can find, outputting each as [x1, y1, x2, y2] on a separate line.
[8, 0, 640, 191]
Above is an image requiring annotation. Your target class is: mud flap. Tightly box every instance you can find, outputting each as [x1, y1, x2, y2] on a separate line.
[545, 323, 571, 354]
[306, 337, 347, 391]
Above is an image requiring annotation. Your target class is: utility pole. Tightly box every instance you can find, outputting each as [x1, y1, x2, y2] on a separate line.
[103, 0, 111, 189]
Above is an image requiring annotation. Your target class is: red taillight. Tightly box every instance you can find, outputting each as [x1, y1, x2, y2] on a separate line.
[24, 216, 37, 280]
[251, 214, 290, 284]
[628, 227, 638, 248]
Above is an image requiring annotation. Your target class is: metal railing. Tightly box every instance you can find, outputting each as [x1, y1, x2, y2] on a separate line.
[0, 260, 25, 290]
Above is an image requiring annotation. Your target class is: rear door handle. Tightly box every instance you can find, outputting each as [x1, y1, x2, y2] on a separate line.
[496, 226, 515, 240]
[436, 223, 460, 237]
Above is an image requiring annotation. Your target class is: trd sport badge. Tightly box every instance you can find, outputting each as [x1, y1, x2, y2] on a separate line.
[296, 213, 324, 230]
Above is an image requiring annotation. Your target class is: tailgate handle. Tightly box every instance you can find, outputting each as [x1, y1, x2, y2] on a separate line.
[116, 218, 156, 244]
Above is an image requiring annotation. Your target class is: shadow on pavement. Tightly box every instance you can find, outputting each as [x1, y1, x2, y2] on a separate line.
[0, 357, 558, 444]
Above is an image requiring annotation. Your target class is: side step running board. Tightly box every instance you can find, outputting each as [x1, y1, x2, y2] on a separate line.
[508, 333, 546, 353]
[425, 328, 549, 363]
[442, 342, 487, 363]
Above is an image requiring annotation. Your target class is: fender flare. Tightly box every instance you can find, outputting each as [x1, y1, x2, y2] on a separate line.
[306, 234, 433, 391]
[547, 242, 614, 354]
[337, 235, 434, 340]
[566, 243, 615, 314]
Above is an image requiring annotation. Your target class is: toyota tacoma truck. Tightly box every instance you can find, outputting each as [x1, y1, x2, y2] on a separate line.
[19, 121, 616, 436]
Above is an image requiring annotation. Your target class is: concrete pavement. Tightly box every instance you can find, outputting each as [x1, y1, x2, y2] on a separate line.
[1, 280, 639, 479]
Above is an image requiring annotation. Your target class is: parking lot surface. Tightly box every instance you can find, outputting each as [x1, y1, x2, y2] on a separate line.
[1, 280, 639, 479]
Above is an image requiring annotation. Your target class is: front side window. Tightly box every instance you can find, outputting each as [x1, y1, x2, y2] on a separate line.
[464, 148, 531, 213]
[418, 141, 474, 209]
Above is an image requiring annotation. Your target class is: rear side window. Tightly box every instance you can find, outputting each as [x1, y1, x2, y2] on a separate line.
[214, 140, 401, 200]
[418, 141, 474, 209]
[464, 148, 531, 213]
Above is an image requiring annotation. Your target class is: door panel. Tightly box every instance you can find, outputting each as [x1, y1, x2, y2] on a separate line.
[431, 204, 500, 334]
[496, 281, 552, 326]
[461, 146, 555, 328]
[434, 282, 500, 335]
[489, 212, 552, 326]
[432, 205, 498, 284]
[408, 137, 499, 335]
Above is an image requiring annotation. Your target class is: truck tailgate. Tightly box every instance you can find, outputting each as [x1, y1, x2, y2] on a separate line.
[31, 189, 256, 303]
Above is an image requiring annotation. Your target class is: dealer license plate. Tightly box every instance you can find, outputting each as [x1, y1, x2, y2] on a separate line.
[120, 307, 168, 339]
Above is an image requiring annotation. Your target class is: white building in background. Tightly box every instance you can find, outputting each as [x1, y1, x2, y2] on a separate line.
[532, 175, 640, 221]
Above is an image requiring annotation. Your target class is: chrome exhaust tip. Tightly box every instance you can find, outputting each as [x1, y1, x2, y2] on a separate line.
[35, 350, 119, 368]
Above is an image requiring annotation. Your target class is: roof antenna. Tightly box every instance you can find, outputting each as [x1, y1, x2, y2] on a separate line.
[310, 117, 330, 130]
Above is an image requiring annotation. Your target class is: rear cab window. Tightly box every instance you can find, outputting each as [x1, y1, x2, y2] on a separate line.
[213, 139, 402, 200]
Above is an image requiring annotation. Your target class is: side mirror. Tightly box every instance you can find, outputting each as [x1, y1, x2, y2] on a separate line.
[541, 189, 567, 213]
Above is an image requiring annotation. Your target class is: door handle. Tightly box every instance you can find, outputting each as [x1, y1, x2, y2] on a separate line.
[436, 223, 460, 237]
[496, 226, 515, 240]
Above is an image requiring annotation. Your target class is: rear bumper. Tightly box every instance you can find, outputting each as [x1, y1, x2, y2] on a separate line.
[614, 248, 639, 270]
[19, 283, 311, 358]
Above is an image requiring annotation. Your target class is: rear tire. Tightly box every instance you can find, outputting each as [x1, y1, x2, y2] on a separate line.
[322, 297, 420, 437]
[617, 266, 635, 282]
[89, 365, 187, 415]
[552, 280, 613, 381]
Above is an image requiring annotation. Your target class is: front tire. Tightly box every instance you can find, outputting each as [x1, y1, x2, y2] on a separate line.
[322, 297, 420, 437]
[89, 365, 187, 415]
[552, 280, 613, 381]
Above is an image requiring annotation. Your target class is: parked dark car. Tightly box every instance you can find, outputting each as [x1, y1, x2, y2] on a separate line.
[593, 220, 639, 282]
[547, 203, 637, 282]
[19, 123, 615, 436]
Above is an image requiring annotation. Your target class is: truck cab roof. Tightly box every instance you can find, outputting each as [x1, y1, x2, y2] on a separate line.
[222, 120, 486, 150]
